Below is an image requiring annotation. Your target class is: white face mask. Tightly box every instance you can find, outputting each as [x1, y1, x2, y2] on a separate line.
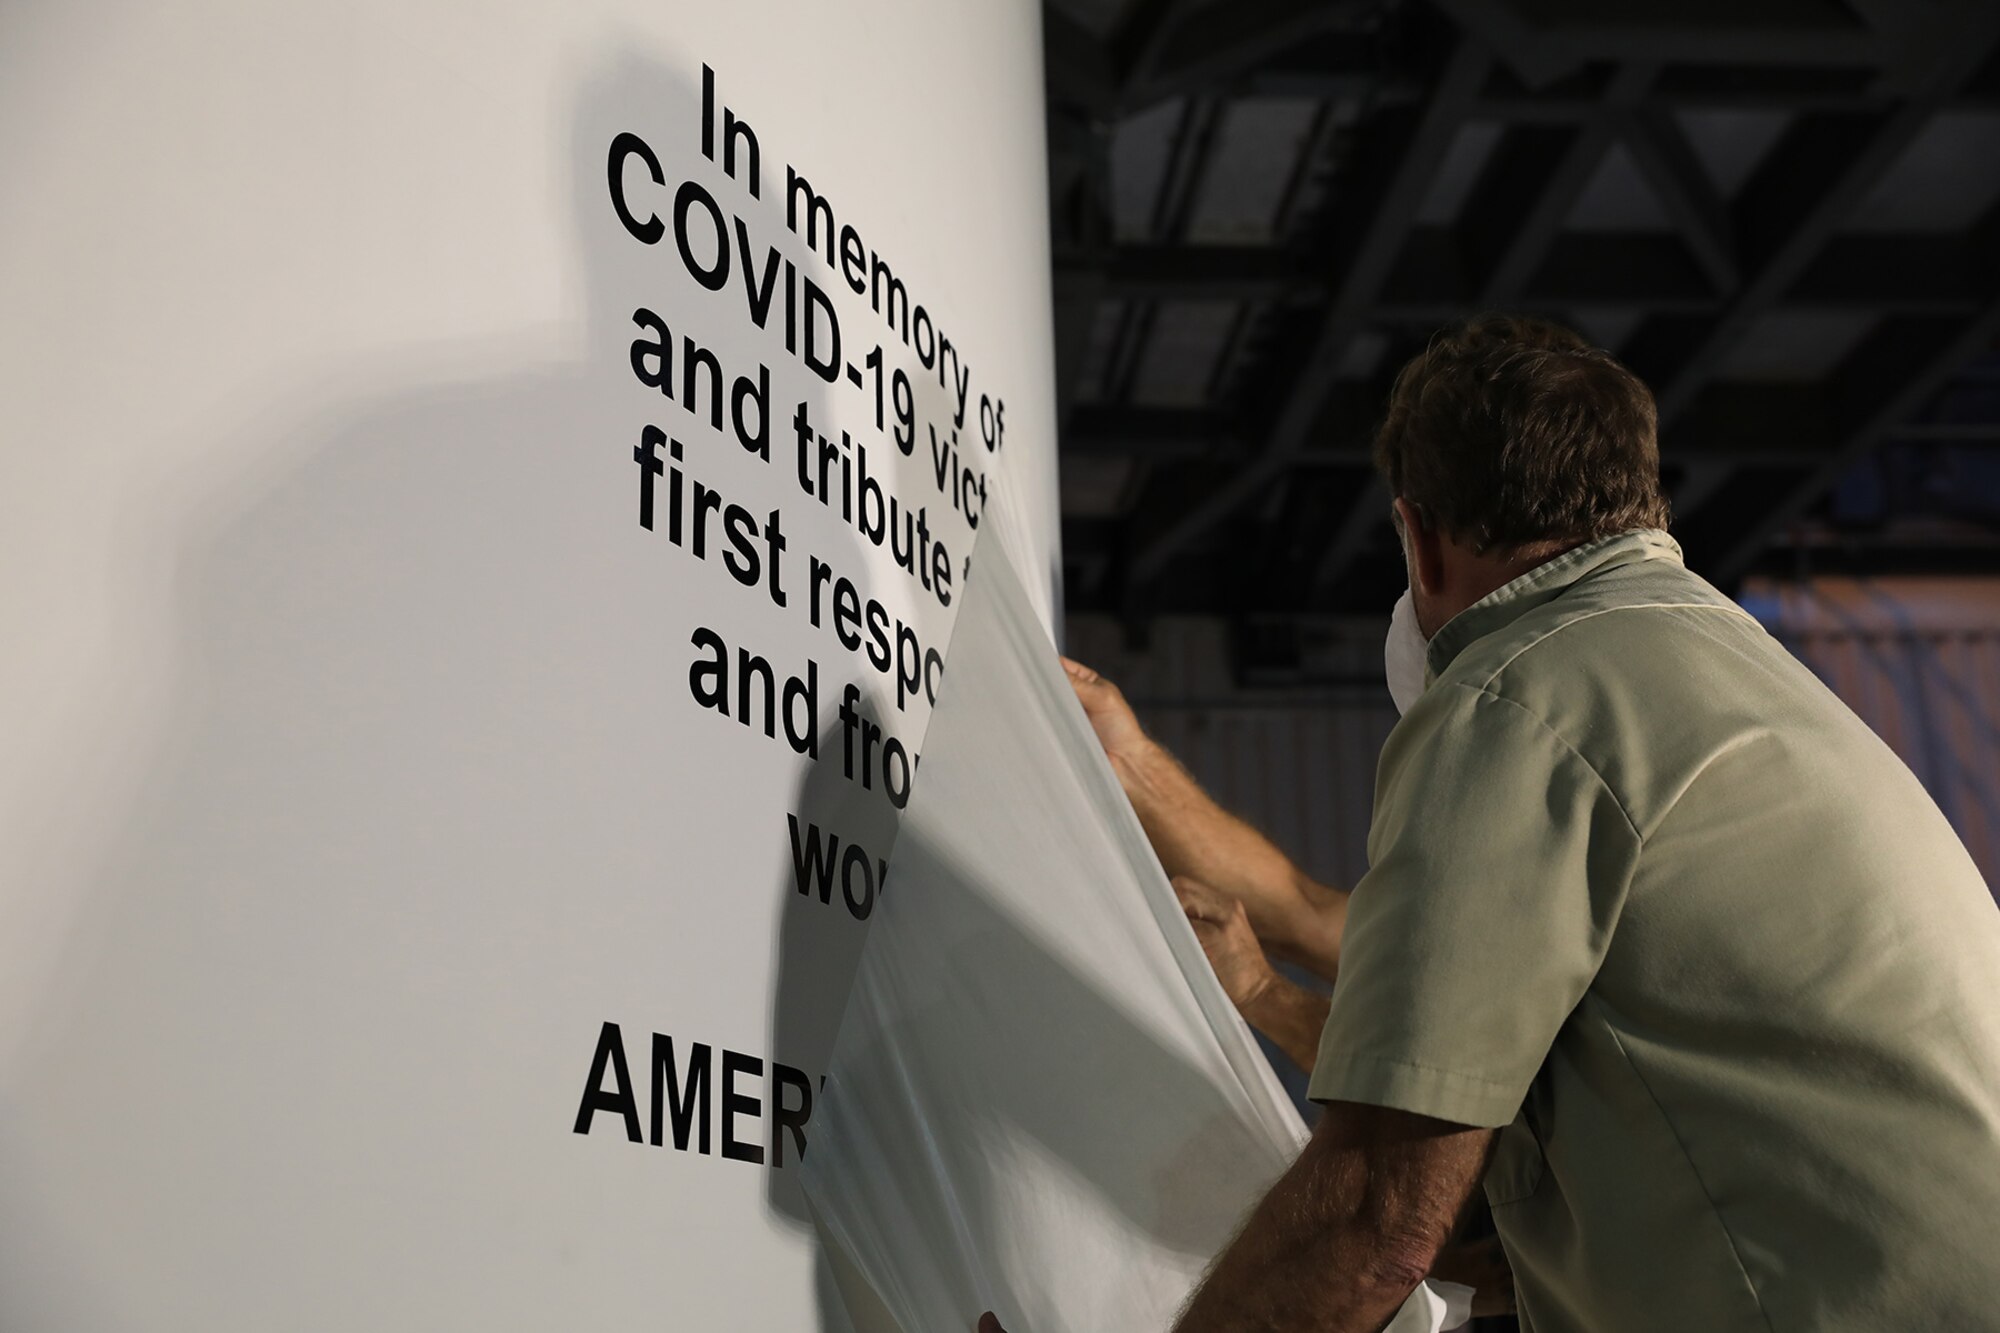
[1384, 586, 1430, 715]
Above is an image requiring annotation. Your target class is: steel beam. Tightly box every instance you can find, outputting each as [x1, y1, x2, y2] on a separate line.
[1436, 0, 1880, 83]
[1124, 0, 1366, 110]
[1112, 0, 1199, 103]
[1623, 105, 1739, 292]
[1465, 65, 1657, 304]
[1072, 385, 1855, 465]
[1640, 10, 2000, 423]
[1128, 40, 1492, 587]
[1076, 233, 1982, 313]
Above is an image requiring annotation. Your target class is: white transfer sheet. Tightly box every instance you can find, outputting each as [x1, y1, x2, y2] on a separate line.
[799, 509, 1467, 1333]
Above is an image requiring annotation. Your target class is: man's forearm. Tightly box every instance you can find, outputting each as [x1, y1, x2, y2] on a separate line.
[1172, 1106, 1492, 1333]
[1121, 740, 1346, 976]
[1241, 974, 1334, 1075]
[1173, 1181, 1426, 1333]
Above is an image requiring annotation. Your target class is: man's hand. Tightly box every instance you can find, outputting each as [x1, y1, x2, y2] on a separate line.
[1061, 656, 1154, 780]
[1178, 874, 1334, 1074]
[1061, 656, 1348, 983]
[1175, 876, 1277, 1012]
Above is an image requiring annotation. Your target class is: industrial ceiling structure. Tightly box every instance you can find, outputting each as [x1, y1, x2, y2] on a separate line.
[1044, 0, 2000, 656]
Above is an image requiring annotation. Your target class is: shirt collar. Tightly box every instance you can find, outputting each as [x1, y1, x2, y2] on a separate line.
[1425, 528, 1684, 678]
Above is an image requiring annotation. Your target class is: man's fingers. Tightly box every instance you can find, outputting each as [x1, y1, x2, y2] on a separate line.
[1173, 875, 1235, 924]
[1060, 656, 1121, 706]
[1173, 875, 1216, 920]
[976, 1313, 1008, 1333]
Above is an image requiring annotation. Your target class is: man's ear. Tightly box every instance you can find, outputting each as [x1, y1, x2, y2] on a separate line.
[1394, 497, 1446, 598]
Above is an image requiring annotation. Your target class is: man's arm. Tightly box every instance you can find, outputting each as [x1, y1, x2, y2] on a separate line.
[977, 1104, 1494, 1333]
[1065, 659, 1346, 978]
[1176, 875, 1517, 1320]
[1241, 980, 1333, 1078]
[1172, 1102, 1494, 1333]
[1176, 876, 1330, 1073]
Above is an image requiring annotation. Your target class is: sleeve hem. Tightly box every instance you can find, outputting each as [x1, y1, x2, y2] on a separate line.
[1305, 1050, 1524, 1129]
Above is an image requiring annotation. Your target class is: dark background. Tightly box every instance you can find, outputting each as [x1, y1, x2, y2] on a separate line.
[1041, 0, 2000, 664]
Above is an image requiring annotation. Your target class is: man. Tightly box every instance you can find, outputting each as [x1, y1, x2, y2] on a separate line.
[989, 316, 2000, 1331]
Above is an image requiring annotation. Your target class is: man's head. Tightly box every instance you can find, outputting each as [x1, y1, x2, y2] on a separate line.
[1376, 314, 1670, 636]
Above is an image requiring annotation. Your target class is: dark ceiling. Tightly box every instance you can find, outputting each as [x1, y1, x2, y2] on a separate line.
[1043, 0, 2000, 638]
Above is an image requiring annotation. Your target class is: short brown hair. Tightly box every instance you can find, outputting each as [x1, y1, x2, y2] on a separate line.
[1373, 314, 1671, 555]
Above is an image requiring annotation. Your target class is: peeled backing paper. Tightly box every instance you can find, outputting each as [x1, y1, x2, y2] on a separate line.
[800, 503, 1467, 1333]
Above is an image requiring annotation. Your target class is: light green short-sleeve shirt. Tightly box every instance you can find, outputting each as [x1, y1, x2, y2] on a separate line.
[1309, 529, 2000, 1332]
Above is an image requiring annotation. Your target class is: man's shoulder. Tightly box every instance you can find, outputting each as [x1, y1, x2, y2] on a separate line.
[1420, 559, 1796, 832]
[1446, 558, 1758, 697]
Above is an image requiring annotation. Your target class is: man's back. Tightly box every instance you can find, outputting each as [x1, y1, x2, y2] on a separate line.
[1311, 529, 2000, 1332]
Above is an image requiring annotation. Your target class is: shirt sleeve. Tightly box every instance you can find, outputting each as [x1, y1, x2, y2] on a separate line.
[1306, 681, 1641, 1127]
